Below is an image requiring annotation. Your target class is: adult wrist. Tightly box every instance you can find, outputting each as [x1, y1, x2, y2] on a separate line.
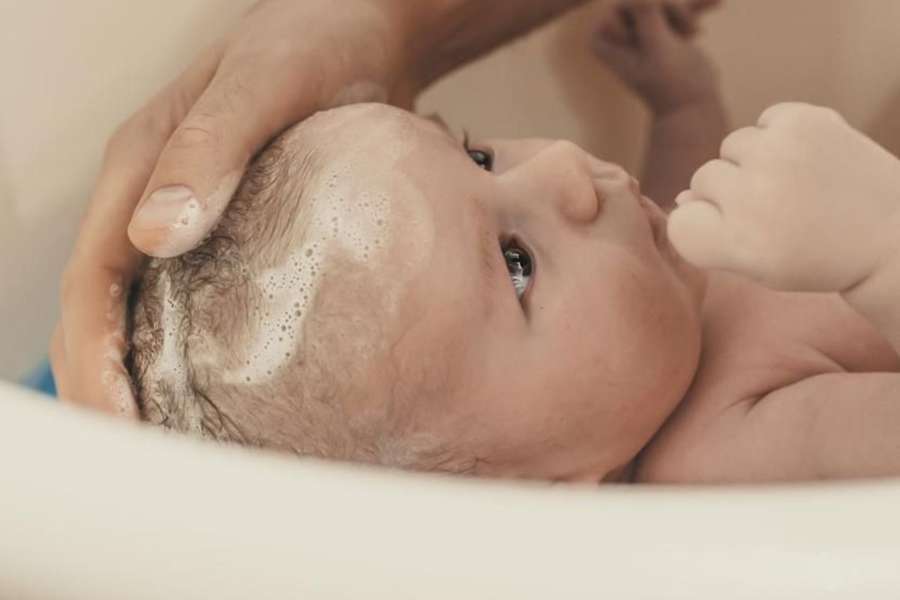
[373, 0, 457, 94]
[650, 92, 724, 119]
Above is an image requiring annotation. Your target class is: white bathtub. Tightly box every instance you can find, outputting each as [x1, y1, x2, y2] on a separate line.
[3, 381, 900, 599]
[3, 1, 900, 597]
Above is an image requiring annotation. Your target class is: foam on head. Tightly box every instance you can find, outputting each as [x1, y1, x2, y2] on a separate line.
[129, 104, 445, 466]
[220, 105, 430, 385]
[147, 272, 204, 433]
[223, 166, 393, 386]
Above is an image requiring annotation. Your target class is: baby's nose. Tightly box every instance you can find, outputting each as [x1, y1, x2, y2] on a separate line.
[592, 162, 640, 206]
[518, 141, 603, 225]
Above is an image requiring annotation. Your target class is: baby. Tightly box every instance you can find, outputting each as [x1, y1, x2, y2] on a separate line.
[127, 4, 900, 483]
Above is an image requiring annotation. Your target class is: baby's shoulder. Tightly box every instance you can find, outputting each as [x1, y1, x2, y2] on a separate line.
[699, 272, 899, 381]
[634, 272, 900, 482]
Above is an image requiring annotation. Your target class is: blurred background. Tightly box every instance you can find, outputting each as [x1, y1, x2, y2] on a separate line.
[3, 0, 900, 381]
[420, 0, 900, 169]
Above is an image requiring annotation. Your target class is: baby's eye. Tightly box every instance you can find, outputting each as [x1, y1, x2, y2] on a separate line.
[463, 133, 494, 171]
[502, 240, 533, 302]
[467, 148, 494, 171]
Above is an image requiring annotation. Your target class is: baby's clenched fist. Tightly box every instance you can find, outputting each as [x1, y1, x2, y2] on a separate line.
[668, 102, 900, 292]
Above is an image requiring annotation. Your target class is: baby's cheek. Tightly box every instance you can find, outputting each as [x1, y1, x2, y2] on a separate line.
[617, 264, 700, 390]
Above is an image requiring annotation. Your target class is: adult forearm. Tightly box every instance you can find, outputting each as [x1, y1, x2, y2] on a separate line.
[642, 99, 728, 212]
[383, 0, 589, 90]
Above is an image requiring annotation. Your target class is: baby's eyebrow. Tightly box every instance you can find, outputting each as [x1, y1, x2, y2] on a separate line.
[420, 113, 461, 146]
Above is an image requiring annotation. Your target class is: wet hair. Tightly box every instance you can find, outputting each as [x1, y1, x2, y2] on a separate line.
[126, 114, 462, 470]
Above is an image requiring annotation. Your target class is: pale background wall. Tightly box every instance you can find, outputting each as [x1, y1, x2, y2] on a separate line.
[3, 0, 900, 379]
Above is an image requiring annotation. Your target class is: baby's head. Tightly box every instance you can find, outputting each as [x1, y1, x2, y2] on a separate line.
[128, 103, 705, 481]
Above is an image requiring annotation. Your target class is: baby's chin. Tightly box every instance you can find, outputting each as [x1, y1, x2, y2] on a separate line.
[670, 245, 709, 313]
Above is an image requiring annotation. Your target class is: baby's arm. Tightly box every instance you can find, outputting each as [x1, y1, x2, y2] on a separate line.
[841, 250, 900, 361]
[653, 373, 900, 483]
[592, 1, 727, 211]
[655, 104, 900, 482]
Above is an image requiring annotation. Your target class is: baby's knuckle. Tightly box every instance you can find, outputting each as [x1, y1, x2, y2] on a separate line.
[805, 104, 842, 123]
[783, 104, 843, 133]
[760, 102, 798, 124]
[719, 132, 738, 155]
[688, 169, 704, 193]
[689, 161, 720, 194]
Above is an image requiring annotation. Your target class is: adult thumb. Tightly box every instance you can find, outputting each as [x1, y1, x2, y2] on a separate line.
[128, 62, 302, 258]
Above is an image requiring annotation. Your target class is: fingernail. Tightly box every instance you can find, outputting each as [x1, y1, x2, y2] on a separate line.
[133, 186, 201, 231]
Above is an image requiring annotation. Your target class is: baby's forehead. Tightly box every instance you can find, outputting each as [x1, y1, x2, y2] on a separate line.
[278, 104, 460, 166]
[294, 104, 422, 142]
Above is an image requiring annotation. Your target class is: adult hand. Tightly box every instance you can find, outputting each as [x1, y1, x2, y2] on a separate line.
[592, 0, 721, 114]
[599, 0, 721, 48]
[51, 0, 417, 415]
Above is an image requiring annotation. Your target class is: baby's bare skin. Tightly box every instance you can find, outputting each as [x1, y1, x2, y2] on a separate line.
[637, 271, 900, 483]
[646, 104, 900, 483]
[596, 4, 900, 482]
[127, 1, 900, 483]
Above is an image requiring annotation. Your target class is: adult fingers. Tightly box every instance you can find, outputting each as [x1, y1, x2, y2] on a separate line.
[591, 31, 641, 78]
[55, 143, 153, 415]
[664, 0, 721, 38]
[663, 2, 698, 37]
[128, 48, 323, 259]
[53, 45, 224, 415]
[599, 4, 637, 47]
[58, 263, 139, 417]
[85, 42, 224, 266]
[632, 3, 675, 50]
[57, 141, 152, 415]
[690, 0, 722, 12]
[664, 0, 721, 36]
